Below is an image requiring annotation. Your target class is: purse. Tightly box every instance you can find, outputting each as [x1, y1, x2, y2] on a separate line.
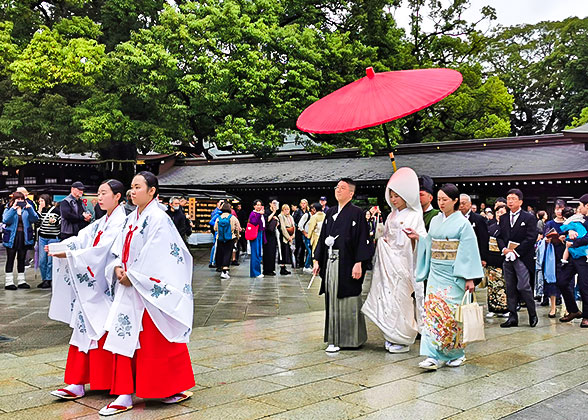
[456, 291, 485, 344]
[244, 222, 258, 241]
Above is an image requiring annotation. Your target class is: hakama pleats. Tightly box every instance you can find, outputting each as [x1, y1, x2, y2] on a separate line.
[64, 312, 194, 398]
[324, 250, 367, 348]
[65, 335, 116, 390]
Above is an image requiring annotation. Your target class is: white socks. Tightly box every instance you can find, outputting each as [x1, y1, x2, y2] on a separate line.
[17, 273, 26, 285]
[5, 274, 14, 286]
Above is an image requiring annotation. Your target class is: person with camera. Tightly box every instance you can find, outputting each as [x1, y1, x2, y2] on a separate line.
[3, 191, 39, 290]
[37, 194, 61, 289]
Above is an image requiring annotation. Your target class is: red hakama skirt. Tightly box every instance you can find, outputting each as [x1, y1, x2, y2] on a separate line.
[64, 311, 195, 398]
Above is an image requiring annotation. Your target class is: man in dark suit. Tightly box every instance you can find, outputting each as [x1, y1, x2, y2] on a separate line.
[459, 194, 489, 271]
[559, 193, 588, 327]
[497, 188, 538, 328]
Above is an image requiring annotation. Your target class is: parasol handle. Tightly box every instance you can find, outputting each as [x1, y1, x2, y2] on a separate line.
[389, 152, 397, 172]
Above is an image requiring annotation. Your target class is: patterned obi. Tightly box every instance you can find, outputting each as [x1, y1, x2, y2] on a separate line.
[431, 239, 459, 260]
[488, 236, 500, 253]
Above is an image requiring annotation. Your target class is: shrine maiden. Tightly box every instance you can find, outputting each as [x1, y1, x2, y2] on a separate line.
[362, 168, 427, 353]
[99, 171, 195, 416]
[48, 179, 127, 400]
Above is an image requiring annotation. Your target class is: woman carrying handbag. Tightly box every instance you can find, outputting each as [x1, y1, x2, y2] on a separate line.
[247, 199, 265, 278]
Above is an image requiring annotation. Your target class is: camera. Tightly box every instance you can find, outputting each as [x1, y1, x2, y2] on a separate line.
[16, 201, 26, 208]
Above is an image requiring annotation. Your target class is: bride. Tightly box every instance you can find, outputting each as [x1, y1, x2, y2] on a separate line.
[362, 167, 426, 353]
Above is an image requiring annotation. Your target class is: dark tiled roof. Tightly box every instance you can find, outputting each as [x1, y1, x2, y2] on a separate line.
[158, 142, 588, 186]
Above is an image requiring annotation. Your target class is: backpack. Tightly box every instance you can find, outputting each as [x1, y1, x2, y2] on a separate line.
[217, 215, 233, 243]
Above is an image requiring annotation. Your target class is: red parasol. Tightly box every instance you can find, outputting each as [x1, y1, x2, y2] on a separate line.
[297, 67, 462, 136]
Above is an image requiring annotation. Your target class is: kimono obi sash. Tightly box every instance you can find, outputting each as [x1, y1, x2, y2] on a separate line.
[488, 236, 500, 253]
[431, 239, 459, 260]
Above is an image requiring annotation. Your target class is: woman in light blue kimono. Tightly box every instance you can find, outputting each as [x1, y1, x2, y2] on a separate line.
[407, 183, 483, 370]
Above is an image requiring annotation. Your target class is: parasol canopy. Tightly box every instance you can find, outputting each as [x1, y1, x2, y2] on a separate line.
[296, 67, 463, 134]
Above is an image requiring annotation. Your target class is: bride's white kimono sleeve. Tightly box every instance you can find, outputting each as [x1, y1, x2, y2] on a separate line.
[104, 203, 194, 357]
[49, 205, 127, 352]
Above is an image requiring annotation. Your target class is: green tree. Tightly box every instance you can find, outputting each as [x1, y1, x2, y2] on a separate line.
[483, 17, 588, 135]
[0, 0, 516, 171]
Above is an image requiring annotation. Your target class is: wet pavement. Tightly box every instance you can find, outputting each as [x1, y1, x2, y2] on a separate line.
[0, 248, 587, 419]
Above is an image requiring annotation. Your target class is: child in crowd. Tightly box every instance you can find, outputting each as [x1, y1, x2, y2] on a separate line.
[560, 207, 588, 264]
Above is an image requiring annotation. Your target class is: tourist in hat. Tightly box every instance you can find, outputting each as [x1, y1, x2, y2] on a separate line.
[3, 191, 39, 290]
[319, 196, 329, 212]
[60, 181, 91, 240]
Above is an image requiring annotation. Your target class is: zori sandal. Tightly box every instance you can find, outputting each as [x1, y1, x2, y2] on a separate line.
[98, 403, 133, 416]
[50, 388, 84, 400]
[161, 391, 193, 404]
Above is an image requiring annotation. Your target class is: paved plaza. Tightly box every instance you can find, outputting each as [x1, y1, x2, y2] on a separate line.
[0, 249, 587, 419]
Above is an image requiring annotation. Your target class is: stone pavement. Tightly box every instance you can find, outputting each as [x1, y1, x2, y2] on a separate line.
[1, 249, 588, 419]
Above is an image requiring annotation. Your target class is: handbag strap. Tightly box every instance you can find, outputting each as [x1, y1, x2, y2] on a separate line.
[460, 290, 478, 306]
[460, 290, 472, 306]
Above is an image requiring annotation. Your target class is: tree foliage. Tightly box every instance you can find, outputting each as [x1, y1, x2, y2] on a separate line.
[482, 17, 588, 135]
[10, 0, 586, 172]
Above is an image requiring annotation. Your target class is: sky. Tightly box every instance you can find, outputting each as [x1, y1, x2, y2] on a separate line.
[392, 0, 588, 31]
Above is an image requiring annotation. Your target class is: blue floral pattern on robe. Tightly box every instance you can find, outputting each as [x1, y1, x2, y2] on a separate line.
[76, 272, 96, 289]
[170, 243, 184, 264]
[115, 313, 132, 338]
[151, 284, 170, 298]
[77, 311, 86, 334]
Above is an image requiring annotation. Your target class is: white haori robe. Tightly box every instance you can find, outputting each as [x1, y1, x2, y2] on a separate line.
[362, 167, 427, 345]
[103, 199, 194, 358]
[48, 204, 127, 353]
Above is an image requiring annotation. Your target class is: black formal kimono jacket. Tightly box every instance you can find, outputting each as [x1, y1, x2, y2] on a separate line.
[314, 202, 374, 298]
[497, 209, 538, 276]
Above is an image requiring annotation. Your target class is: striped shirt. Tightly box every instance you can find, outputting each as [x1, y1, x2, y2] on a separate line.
[38, 208, 61, 238]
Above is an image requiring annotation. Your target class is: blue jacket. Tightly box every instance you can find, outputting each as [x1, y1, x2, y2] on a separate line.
[2, 206, 39, 248]
[209, 208, 222, 227]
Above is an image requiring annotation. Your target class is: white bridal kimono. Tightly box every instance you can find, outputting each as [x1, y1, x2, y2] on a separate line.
[362, 167, 427, 345]
[103, 199, 194, 358]
[49, 205, 127, 353]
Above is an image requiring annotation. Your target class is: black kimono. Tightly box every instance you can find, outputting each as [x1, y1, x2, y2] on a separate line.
[314, 203, 374, 298]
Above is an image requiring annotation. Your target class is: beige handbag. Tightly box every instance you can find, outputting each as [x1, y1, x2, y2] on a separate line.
[456, 291, 485, 344]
